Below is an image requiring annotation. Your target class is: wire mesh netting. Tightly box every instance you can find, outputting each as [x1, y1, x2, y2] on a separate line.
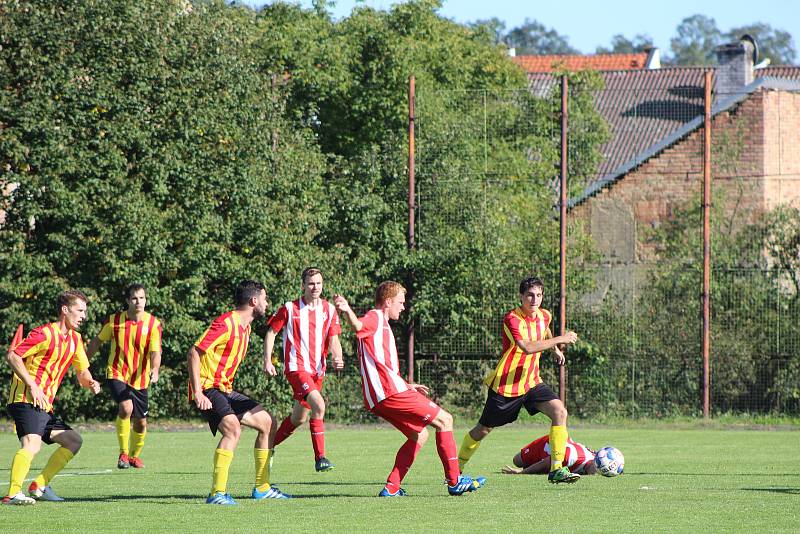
[399, 75, 800, 419]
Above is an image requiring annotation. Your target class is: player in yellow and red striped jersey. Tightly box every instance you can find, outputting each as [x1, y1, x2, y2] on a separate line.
[3, 290, 102, 505]
[188, 280, 289, 504]
[458, 276, 581, 484]
[86, 284, 162, 470]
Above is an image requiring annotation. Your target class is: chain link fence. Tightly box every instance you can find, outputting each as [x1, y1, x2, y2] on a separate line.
[399, 75, 800, 419]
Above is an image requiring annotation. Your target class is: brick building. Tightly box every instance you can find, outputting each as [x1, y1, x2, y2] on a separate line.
[517, 39, 800, 301]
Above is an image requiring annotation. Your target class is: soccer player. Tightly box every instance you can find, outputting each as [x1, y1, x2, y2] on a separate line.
[188, 280, 289, 504]
[263, 267, 344, 472]
[3, 290, 102, 505]
[457, 276, 581, 484]
[334, 281, 485, 497]
[501, 434, 598, 476]
[86, 283, 162, 469]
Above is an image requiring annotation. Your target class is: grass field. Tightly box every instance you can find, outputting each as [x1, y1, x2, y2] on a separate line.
[1, 422, 798, 533]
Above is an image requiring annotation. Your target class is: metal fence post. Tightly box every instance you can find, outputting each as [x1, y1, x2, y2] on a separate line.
[407, 75, 416, 383]
[559, 75, 568, 403]
[702, 70, 713, 418]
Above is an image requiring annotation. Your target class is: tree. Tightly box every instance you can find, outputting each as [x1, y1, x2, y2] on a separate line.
[596, 33, 654, 54]
[468, 17, 507, 45]
[505, 18, 579, 55]
[669, 14, 722, 65]
[0, 0, 329, 419]
[724, 23, 796, 65]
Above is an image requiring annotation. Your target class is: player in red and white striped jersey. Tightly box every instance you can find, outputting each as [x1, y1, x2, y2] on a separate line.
[501, 434, 598, 475]
[335, 281, 485, 497]
[263, 267, 343, 472]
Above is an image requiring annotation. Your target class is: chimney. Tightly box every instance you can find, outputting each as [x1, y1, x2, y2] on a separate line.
[714, 35, 757, 95]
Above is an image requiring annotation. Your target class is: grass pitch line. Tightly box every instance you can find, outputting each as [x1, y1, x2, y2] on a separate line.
[0, 469, 113, 487]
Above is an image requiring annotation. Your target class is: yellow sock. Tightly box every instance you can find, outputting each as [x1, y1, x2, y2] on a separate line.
[549, 425, 568, 471]
[254, 448, 271, 491]
[457, 433, 482, 470]
[35, 447, 74, 487]
[8, 449, 34, 496]
[116, 417, 131, 455]
[212, 448, 234, 494]
[130, 430, 147, 458]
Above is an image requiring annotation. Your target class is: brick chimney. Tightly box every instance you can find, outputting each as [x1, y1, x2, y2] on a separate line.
[715, 35, 756, 95]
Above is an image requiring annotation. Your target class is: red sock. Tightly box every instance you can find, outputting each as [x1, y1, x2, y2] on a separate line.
[273, 416, 297, 447]
[386, 439, 422, 491]
[309, 418, 325, 460]
[435, 431, 461, 486]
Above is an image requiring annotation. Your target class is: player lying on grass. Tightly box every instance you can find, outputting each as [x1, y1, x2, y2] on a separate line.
[4, 290, 102, 505]
[334, 282, 485, 497]
[501, 434, 598, 475]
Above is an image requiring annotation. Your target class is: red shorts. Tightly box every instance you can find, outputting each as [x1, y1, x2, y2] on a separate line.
[286, 371, 324, 409]
[370, 389, 441, 438]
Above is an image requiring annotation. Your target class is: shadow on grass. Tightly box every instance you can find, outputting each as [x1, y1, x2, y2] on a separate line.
[628, 472, 800, 477]
[67, 492, 383, 502]
[742, 487, 800, 495]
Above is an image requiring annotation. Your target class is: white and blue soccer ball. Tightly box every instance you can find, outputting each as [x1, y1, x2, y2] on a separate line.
[594, 446, 624, 477]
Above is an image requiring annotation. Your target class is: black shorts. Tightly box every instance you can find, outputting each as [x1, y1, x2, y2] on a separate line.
[478, 383, 559, 428]
[199, 389, 260, 436]
[107, 379, 149, 419]
[7, 403, 72, 444]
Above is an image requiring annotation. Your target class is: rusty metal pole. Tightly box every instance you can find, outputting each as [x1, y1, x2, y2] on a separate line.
[559, 75, 568, 404]
[702, 70, 712, 419]
[407, 76, 416, 383]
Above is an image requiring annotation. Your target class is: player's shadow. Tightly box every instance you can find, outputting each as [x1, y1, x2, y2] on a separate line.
[742, 487, 800, 495]
[622, 471, 772, 478]
[67, 494, 201, 502]
[287, 481, 374, 486]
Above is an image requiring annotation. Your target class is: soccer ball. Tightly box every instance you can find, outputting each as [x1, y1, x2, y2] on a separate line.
[594, 446, 624, 477]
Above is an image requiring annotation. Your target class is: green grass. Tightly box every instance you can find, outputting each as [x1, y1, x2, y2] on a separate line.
[1, 423, 798, 533]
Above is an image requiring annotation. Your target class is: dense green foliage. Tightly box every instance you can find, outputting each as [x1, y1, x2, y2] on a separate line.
[1, 0, 606, 420]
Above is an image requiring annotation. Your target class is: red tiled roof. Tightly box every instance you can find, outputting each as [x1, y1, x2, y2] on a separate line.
[513, 53, 650, 73]
[756, 66, 800, 80]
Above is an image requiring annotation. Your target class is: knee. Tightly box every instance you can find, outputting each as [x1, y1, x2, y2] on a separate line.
[434, 410, 453, 432]
[554, 405, 568, 425]
[262, 412, 276, 435]
[119, 403, 133, 418]
[225, 422, 242, 442]
[294, 411, 310, 426]
[472, 425, 492, 440]
[67, 432, 83, 453]
[415, 427, 430, 446]
[133, 418, 147, 432]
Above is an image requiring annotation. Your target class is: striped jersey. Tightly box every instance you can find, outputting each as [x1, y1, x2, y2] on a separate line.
[98, 311, 162, 390]
[194, 311, 251, 393]
[8, 323, 90, 409]
[266, 298, 341, 375]
[520, 435, 595, 474]
[484, 307, 553, 397]
[355, 309, 409, 410]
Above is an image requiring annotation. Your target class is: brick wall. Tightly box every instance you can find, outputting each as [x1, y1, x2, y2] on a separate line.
[571, 88, 800, 303]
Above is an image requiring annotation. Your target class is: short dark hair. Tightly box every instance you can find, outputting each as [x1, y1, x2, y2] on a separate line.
[234, 280, 266, 307]
[125, 283, 147, 300]
[56, 290, 88, 314]
[301, 267, 323, 284]
[519, 277, 544, 295]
